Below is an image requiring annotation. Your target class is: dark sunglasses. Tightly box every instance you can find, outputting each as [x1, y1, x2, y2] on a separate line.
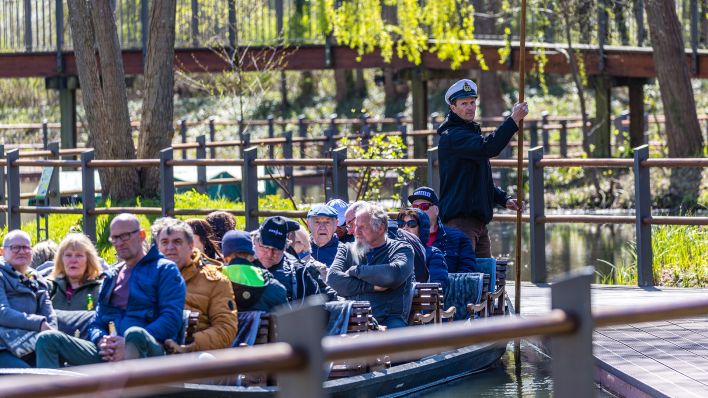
[411, 202, 434, 211]
[397, 220, 419, 229]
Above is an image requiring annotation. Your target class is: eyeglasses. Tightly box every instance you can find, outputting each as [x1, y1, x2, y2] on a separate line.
[345, 218, 356, 228]
[4, 245, 31, 254]
[397, 220, 419, 229]
[109, 229, 140, 244]
[411, 202, 434, 211]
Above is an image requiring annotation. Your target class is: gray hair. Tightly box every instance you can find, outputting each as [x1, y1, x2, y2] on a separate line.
[150, 217, 173, 243]
[3, 230, 31, 247]
[31, 239, 58, 269]
[344, 200, 369, 219]
[355, 203, 388, 232]
[156, 218, 194, 245]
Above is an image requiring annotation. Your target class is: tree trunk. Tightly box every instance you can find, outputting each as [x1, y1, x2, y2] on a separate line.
[67, 0, 139, 201]
[646, 0, 705, 207]
[137, 0, 177, 197]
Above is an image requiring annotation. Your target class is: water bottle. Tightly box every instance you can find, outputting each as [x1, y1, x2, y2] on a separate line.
[86, 294, 94, 311]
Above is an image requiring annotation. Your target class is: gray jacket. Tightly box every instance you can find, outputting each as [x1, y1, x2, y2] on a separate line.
[0, 262, 56, 332]
[327, 238, 414, 323]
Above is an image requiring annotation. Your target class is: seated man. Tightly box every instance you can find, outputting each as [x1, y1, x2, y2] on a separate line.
[221, 230, 288, 313]
[253, 216, 338, 303]
[409, 186, 476, 273]
[326, 199, 353, 243]
[0, 230, 57, 368]
[155, 219, 238, 353]
[307, 204, 344, 267]
[35, 213, 186, 368]
[327, 203, 414, 329]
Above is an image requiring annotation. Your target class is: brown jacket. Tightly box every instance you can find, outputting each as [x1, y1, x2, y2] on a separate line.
[181, 250, 238, 351]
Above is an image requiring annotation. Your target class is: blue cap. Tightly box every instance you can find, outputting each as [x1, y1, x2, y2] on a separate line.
[445, 79, 478, 105]
[408, 186, 440, 206]
[221, 230, 254, 256]
[307, 204, 338, 219]
[259, 216, 300, 250]
[325, 199, 349, 226]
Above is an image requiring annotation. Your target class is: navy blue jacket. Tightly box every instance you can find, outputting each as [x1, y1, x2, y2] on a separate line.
[88, 245, 186, 345]
[414, 210, 449, 294]
[437, 111, 517, 224]
[432, 223, 477, 273]
[311, 235, 343, 267]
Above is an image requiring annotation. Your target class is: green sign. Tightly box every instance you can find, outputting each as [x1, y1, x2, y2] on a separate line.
[36, 167, 55, 200]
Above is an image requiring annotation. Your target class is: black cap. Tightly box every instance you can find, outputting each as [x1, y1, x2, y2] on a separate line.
[408, 186, 439, 206]
[258, 216, 300, 250]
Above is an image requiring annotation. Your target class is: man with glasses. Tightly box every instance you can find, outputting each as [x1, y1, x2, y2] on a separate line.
[437, 79, 526, 257]
[36, 213, 186, 368]
[0, 230, 56, 368]
[408, 186, 476, 273]
[252, 216, 338, 303]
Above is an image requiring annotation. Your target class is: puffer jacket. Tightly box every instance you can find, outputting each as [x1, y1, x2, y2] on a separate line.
[181, 249, 238, 351]
[437, 111, 516, 224]
[327, 238, 414, 325]
[311, 235, 343, 267]
[87, 245, 186, 345]
[48, 276, 102, 311]
[0, 262, 56, 331]
[432, 223, 477, 273]
[414, 209, 449, 294]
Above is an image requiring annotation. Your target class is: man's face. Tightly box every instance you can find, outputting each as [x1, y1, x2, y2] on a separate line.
[309, 216, 336, 247]
[354, 212, 384, 248]
[110, 220, 145, 264]
[344, 209, 357, 235]
[450, 96, 477, 123]
[158, 230, 194, 269]
[2, 234, 32, 270]
[411, 199, 439, 226]
[254, 239, 284, 269]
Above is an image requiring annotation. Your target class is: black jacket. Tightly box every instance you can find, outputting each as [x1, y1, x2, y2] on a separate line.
[437, 111, 517, 224]
[258, 254, 339, 304]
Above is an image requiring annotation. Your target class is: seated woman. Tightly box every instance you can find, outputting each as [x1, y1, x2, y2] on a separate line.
[48, 233, 103, 311]
[397, 208, 449, 295]
[186, 218, 224, 262]
[0, 230, 57, 368]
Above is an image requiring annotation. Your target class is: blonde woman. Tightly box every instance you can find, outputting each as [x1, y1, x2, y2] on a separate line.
[49, 233, 103, 311]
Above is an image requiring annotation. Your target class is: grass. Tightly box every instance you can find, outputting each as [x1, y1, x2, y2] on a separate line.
[595, 224, 708, 287]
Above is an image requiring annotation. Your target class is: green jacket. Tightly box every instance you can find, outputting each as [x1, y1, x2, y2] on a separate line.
[48, 276, 102, 311]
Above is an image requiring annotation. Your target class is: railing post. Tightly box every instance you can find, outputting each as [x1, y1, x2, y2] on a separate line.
[179, 119, 188, 160]
[360, 114, 371, 152]
[283, 131, 294, 194]
[0, 145, 6, 230]
[160, 148, 175, 217]
[529, 146, 546, 283]
[559, 120, 568, 158]
[241, 132, 251, 159]
[541, 111, 550, 153]
[332, 147, 348, 202]
[242, 147, 259, 231]
[80, 150, 96, 242]
[549, 267, 595, 398]
[6, 149, 20, 231]
[323, 128, 334, 157]
[276, 296, 327, 398]
[42, 119, 49, 150]
[530, 120, 538, 149]
[427, 147, 439, 193]
[196, 135, 207, 195]
[298, 115, 307, 163]
[267, 114, 275, 159]
[48, 142, 61, 208]
[430, 112, 441, 147]
[329, 113, 338, 134]
[191, 0, 199, 47]
[55, 0, 65, 73]
[633, 145, 653, 286]
[208, 117, 216, 159]
[24, 0, 32, 51]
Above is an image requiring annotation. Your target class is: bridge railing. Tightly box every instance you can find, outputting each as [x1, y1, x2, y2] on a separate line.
[0, 267, 706, 398]
[0, 142, 706, 286]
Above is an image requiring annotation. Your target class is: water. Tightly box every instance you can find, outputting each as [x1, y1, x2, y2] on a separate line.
[415, 341, 615, 397]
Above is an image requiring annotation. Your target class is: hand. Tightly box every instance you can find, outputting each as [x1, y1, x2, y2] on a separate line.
[506, 198, 525, 212]
[164, 339, 195, 354]
[510, 102, 529, 125]
[373, 285, 388, 292]
[99, 335, 126, 362]
[40, 321, 53, 332]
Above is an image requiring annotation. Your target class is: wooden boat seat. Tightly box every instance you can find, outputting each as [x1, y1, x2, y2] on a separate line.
[408, 283, 456, 324]
[330, 301, 375, 379]
[466, 273, 491, 318]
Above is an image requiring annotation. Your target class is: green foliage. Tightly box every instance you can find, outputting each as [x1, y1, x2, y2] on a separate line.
[340, 134, 415, 203]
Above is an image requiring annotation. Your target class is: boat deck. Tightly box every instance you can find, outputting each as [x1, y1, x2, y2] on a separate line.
[507, 282, 708, 397]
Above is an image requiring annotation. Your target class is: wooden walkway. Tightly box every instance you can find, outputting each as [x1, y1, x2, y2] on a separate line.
[507, 282, 708, 398]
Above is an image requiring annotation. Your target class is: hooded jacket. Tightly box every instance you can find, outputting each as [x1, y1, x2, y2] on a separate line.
[0, 262, 56, 332]
[432, 223, 477, 274]
[87, 245, 186, 345]
[413, 210, 449, 294]
[437, 111, 517, 224]
[311, 235, 343, 267]
[180, 249, 238, 351]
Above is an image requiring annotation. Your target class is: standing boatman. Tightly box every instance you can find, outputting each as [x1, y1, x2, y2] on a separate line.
[437, 79, 528, 258]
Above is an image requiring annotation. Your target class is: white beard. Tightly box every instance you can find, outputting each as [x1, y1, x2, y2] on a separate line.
[351, 239, 372, 259]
